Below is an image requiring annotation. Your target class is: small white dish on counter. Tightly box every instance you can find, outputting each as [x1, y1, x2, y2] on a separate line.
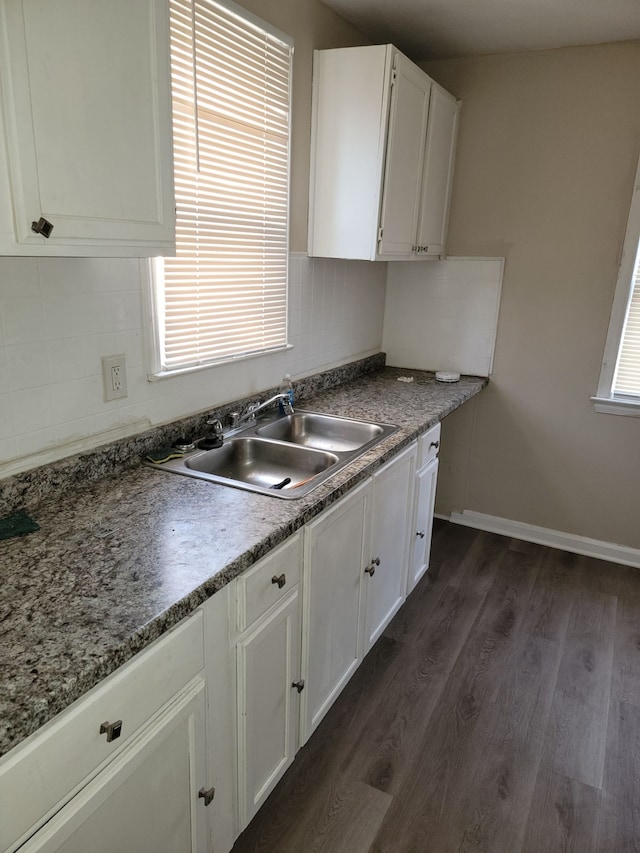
[435, 371, 461, 383]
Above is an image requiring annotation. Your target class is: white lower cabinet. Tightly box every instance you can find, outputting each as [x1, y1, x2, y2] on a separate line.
[408, 457, 439, 592]
[407, 423, 441, 594]
[363, 443, 417, 652]
[235, 534, 304, 830]
[301, 444, 416, 744]
[20, 680, 208, 853]
[300, 479, 370, 744]
[1, 612, 210, 853]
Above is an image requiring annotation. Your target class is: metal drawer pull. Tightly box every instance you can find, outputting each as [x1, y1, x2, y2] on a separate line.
[99, 719, 123, 742]
[429, 440, 440, 450]
[271, 573, 286, 589]
[416, 531, 426, 538]
[292, 679, 305, 693]
[31, 216, 54, 238]
[199, 787, 215, 806]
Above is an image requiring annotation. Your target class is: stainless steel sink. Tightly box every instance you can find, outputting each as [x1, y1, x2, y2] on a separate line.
[184, 437, 339, 495]
[255, 411, 387, 452]
[148, 409, 397, 499]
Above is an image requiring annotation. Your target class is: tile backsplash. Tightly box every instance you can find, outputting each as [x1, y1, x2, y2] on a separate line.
[0, 252, 386, 476]
[383, 257, 504, 376]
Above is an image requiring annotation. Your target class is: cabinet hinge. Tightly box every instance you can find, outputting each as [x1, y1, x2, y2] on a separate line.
[391, 68, 397, 84]
[378, 227, 384, 243]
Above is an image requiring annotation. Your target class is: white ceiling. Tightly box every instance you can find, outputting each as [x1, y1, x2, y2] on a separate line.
[321, 0, 640, 61]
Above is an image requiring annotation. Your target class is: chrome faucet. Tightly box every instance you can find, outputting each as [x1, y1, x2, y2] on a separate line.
[230, 392, 294, 429]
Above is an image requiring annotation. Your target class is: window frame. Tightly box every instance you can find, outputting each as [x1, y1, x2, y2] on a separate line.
[146, 0, 293, 380]
[593, 152, 640, 416]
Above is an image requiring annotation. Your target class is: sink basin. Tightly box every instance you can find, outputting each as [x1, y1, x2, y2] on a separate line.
[255, 411, 388, 452]
[148, 409, 397, 499]
[184, 437, 339, 494]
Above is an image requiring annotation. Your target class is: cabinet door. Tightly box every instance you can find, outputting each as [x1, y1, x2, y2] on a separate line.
[415, 84, 459, 256]
[308, 44, 392, 261]
[0, 0, 174, 256]
[237, 589, 301, 829]
[377, 55, 431, 258]
[408, 456, 439, 594]
[20, 680, 208, 853]
[363, 444, 416, 652]
[300, 479, 371, 745]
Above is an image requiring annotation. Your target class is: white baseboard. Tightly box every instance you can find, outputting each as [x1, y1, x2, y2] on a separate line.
[442, 510, 640, 569]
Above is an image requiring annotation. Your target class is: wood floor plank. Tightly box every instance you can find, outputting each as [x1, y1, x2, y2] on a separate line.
[522, 768, 601, 853]
[284, 776, 392, 853]
[519, 547, 576, 641]
[344, 583, 486, 795]
[369, 545, 542, 852]
[610, 570, 640, 708]
[420, 633, 562, 853]
[544, 588, 616, 788]
[426, 521, 482, 587]
[600, 699, 640, 851]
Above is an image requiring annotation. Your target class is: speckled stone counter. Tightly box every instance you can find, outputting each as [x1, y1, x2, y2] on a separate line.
[0, 366, 486, 759]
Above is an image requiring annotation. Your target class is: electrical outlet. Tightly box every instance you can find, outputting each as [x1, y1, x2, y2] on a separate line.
[102, 354, 128, 402]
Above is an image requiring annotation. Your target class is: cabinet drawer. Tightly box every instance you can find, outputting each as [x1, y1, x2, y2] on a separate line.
[418, 422, 441, 468]
[0, 611, 204, 853]
[237, 533, 302, 632]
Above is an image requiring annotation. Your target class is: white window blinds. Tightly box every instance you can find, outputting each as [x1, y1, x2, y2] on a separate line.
[612, 248, 640, 396]
[157, 0, 292, 372]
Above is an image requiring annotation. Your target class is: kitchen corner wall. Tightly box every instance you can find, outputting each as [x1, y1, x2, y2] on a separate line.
[0, 253, 385, 477]
[423, 40, 640, 551]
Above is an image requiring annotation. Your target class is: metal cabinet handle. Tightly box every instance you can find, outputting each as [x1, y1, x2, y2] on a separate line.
[416, 531, 426, 538]
[429, 440, 440, 450]
[199, 787, 215, 806]
[292, 679, 305, 693]
[99, 720, 123, 742]
[31, 216, 54, 238]
[365, 557, 380, 576]
[271, 573, 286, 589]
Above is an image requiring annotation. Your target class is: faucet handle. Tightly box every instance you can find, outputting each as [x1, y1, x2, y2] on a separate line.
[245, 402, 260, 423]
[207, 418, 223, 437]
[229, 412, 240, 429]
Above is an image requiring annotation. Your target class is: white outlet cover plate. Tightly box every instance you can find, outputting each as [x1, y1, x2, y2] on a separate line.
[101, 354, 128, 401]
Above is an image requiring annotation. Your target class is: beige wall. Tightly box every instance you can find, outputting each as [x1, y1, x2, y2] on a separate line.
[423, 42, 640, 550]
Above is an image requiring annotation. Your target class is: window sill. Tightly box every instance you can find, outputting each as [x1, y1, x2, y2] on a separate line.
[591, 395, 640, 417]
[147, 344, 294, 382]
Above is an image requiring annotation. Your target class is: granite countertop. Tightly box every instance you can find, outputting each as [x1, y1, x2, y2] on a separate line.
[0, 366, 486, 759]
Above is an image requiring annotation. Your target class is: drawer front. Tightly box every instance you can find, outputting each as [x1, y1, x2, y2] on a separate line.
[237, 532, 302, 632]
[418, 422, 441, 468]
[1, 610, 204, 853]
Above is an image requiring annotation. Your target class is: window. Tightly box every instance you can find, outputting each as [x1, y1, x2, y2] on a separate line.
[149, 0, 293, 377]
[593, 153, 640, 415]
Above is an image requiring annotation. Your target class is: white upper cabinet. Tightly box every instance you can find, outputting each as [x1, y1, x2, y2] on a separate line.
[308, 44, 459, 261]
[0, 0, 175, 256]
[416, 84, 460, 257]
[377, 54, 431, 257]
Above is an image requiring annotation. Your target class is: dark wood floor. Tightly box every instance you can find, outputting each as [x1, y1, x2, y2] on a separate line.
[231, 519, 640, 852]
